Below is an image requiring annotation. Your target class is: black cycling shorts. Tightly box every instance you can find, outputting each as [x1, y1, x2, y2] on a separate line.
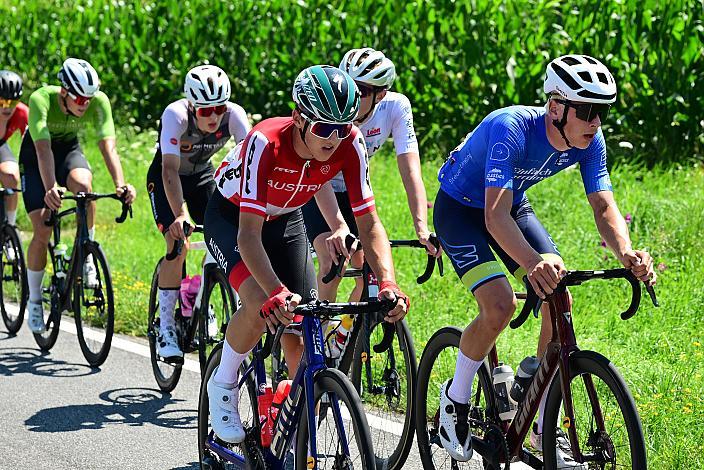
[434, 189, 562, 293]
[19, 132, 91, 213]
[301, 190, 359, 245]
[146, 151, 216, 233]
[204, 190, 317, 301]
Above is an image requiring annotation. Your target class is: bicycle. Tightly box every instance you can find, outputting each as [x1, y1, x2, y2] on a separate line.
[415, 268, 659, 469]
[0, 187, 28, 334]
[198, 298, 400, 470]
[147, 222, 235, 393]
[33, 191, 131, 367]
[284, 234, 442, 470]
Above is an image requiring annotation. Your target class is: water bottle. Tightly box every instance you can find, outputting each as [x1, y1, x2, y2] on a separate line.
[258, 386, 274, 448]
[53, 243, 69, 278]
[328, 315, 353, 359]
[510, 356, 540, 404]
[492, 364, 518, 421]
[270, 379, 292, 424]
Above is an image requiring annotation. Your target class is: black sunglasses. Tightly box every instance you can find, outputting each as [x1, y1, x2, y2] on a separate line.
[555, 99, 611, 123]
[356, 82, 382, 98]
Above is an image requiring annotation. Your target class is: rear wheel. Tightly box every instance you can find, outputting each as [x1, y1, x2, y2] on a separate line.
[0, 224, 28, 334]
[74, 242, 114, 367]
[33, 261, 62, 351]
[198, 266, 235, 376]
[542, 351, 646, 469]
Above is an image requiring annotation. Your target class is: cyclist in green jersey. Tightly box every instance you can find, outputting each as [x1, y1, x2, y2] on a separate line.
[19, 58, 136, 333]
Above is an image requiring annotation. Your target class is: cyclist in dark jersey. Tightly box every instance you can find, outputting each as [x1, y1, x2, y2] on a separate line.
[20, 58, 136, 334]
[146, 65, 250, 360]
[0, 70, 26, 229]
[433, 55, 657, 465]
[204, 65, 409, 444]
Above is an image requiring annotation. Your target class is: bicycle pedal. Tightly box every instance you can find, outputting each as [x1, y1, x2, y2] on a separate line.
[160, 355, 184, 365]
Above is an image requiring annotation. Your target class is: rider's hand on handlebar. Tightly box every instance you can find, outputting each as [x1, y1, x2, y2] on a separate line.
[259, 285, 302, 334]
[168, 214, 192, 240]
[44, 186, 64, 211]
[378, 280, 410, 323]
[417, 229, 442, 258]
[527, 257, 567, 299]
[620, 249, 656, 286]
[326, 226, 356, 262]
[116, 184, 137, 205]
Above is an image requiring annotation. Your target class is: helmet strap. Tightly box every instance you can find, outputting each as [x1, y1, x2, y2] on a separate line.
[551, 104, 572, 149]
[355, 90, 379, 125]
[61, 94, 79, 118]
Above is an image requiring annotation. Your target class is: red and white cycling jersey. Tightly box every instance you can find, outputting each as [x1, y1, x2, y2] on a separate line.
[214, 117, 375, 219]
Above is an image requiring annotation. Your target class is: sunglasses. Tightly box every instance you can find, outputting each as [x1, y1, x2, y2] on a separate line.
[0, 98, 19, 109]
[300, 112, 353, 139]
[356, 82, 381, 98]
[67, 92, 91, 106]
[196, 104, 227, 117]
[556, 99, 610, 123]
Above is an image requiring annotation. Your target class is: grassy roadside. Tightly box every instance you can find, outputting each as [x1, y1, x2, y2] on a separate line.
[6, 127, 703, 468]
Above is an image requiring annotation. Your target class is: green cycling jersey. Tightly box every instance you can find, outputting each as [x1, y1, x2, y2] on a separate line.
[27, 85, 116, 142]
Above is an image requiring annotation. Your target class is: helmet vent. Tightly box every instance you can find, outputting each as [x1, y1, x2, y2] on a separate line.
[577, 71, 593, 82]
[584, 56, 598, 65]
[550, 63, 581, 90]
[596, 72, 609, 84]
[561, 56, 581, 66]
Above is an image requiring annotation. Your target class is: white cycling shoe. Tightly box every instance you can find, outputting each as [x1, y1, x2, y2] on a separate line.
[83, 255, 99, 288]
[156, 327, 183, 360]
[438, 379, 473, 461]
[27, 301, 45, 334]
[208, 367, 245, 444]
[531, 423, 588, 469]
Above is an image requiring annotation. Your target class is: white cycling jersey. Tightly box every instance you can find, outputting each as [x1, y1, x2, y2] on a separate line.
[331, 91, 418, 192]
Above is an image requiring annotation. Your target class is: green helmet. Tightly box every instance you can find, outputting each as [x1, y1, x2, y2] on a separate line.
[292, 65, 360, 123]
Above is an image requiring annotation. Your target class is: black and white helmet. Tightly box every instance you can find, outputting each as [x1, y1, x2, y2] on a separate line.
[184, 65, 231, 107]
[340, 48, 396, 89]
[57, 58, 100, 98]
[544, 55, 616, 104]
[0, 70, 23, 100]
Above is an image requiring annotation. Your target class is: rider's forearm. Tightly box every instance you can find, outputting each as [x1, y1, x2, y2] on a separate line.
[98, 138, 126, 187]
[593, 198, 632, 259]
[162, 162, 188, 219]
[315, 183, 347, 232]
[238, 228, 284, 294]
[35, 140, 57, 191]
[486, 210, 543, 271]
[397, 153, 429, 236]
[356, 212, 396, 283]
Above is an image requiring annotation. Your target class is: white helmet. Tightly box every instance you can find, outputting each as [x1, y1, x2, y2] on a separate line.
[340, 48, 396, 89]
[57, 58, 100, 98]
[184, 65, 231, 107]
[544, 55, 616, 104]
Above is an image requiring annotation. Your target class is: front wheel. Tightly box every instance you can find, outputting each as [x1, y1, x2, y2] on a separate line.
[542, 350, 646, 469]
[0, 224, 28, 334]
[296, 368, 376, 470]
[73, 242, 114, 367]
[198, 266, 235, 376]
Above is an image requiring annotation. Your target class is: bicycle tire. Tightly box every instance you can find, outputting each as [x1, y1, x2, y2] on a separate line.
[542, 350, 646, 469]
[147, 258, 183, 392]
[198, 267, 235, 377]
[415, 326, 495, 470]
[73, 242, 114, 367]
[349, 316, 416, 470]
[295, 368, 376, 470]
[0, 224, 28, 334]
[33, 258, 63, 351]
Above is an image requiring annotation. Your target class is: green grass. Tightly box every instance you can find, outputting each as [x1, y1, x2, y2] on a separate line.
[6, 128, 703, 468]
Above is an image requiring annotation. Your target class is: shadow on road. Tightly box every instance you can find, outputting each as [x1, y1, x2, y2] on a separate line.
[25, 387, 197, 433]
[0, 347, 97, 378]
[171, 463, 200, 470]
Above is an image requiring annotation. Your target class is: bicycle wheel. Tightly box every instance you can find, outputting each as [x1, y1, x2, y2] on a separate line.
[415, 326, 495, 470]
[73, 242, 114, 367]
[147, 258, 183, 392]
[198, 343, 261, 470]
[349, 316, 416, 470]
[0, 224, 28, 334]
[198, 266, 235, 376]
[33, 263, 62, 351]
[296, 368, 376, 470]
[542, 350, 646, 470]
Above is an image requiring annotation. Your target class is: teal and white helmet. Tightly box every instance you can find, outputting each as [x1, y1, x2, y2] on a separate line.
[292, 65, 360, 123]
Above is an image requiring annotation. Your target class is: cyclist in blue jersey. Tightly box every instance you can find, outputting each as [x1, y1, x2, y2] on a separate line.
[433, 55, 657, 465]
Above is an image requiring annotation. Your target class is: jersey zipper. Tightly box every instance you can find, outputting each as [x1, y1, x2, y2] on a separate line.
[266, 160, 311, 222]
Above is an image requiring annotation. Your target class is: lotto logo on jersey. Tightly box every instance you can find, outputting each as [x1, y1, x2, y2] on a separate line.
[366, 127, 381, 137]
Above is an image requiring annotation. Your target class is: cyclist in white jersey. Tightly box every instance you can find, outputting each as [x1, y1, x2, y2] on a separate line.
[302, 48, 438, 302]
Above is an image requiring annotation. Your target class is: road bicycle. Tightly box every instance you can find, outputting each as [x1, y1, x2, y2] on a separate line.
[0, 187, 28, 334]
[33, 191, 131, 367]
[416, 268, 658, 469]
[147, 222, 235, 392]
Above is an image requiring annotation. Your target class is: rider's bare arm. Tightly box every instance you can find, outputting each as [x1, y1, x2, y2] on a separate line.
[314, 182, 347, 233]
[396, 151, 432, 244]
[587, 190, 632, 258]
[34, 139, 57, 191]
[161, 154, 188, 220]
[355, 210, 396, 283]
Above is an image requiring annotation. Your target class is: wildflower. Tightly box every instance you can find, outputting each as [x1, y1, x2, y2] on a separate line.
[694, 341, 701, 347]
[657, 262, 667, 272]
[625, 213, 632, 224]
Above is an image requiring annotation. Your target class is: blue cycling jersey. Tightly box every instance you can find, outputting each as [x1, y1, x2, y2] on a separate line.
[438, 106, 612, 208]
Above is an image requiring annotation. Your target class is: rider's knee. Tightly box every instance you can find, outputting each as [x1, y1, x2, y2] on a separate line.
[0, 171, 19, 187]
[479, 295, 517, 334]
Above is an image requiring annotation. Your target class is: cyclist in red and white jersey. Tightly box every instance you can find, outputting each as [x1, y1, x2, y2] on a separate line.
[147, 65, 251, 360]
[204, 65, 409, 444]
[0, 70, 27, 227]
[303, 48, 438, 302]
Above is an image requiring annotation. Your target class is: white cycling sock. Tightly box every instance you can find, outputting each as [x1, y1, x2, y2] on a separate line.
[88, 227, 95, 241]
[214, 339, 249, 386]
[158, 288, 179, 331]
[448, 349, 484, 404]
[27, 269, 45, 303]
[6, 210, 16, 226]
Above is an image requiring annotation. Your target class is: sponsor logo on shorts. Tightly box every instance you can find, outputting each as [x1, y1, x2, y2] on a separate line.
[147, 182, 155, 193]
[443, 242, 480, 269]
[208, 237, 228, 272]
